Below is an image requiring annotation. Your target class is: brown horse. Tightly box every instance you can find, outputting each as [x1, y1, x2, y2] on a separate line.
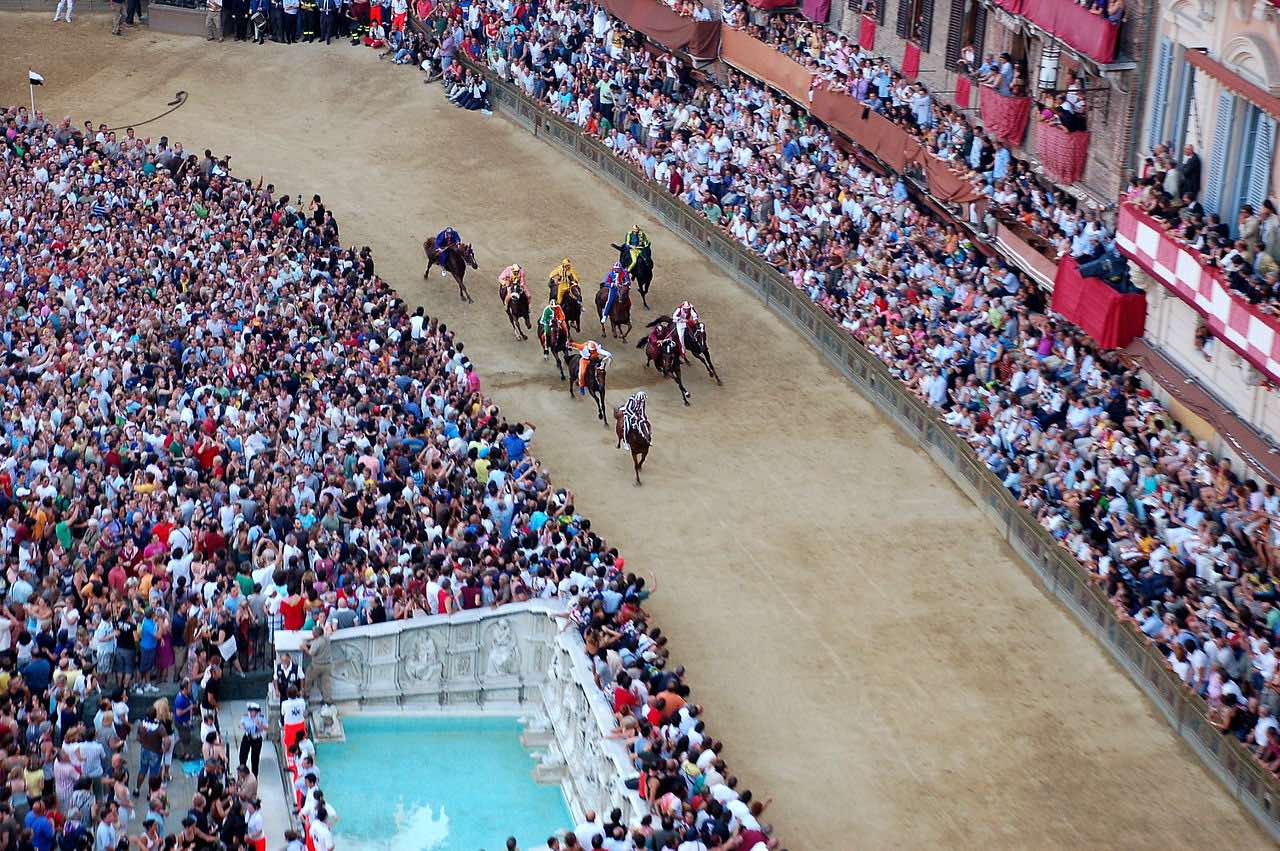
[423, 240, 478, 303]
[638, 331, 689, 405]
[648, 316, 721, 384]
[566, 352, 608, 422]
[500, 283, 531, 340]
[539, 319, 572, 379]
[594, 283, 632, 341]
[614, 407, 651, 486]
[548, 278, 583, 333]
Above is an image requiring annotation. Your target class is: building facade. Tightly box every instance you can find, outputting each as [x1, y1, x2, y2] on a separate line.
[1121, 1, 1280, 440]
[828, 0, 1150, 204]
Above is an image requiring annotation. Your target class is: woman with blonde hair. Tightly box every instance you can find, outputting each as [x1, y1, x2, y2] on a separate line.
[153, 697, 176, 782]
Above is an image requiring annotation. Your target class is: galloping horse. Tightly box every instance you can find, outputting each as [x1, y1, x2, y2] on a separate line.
[566, 352, 608, 421]
[500, 283, 531, 340]
[595, 283, 632, 341]
[638, 330, 690, 405]
[611, 242, 653, 309]
[548, 279, 583, 333]
[615, 406, 651, 486]
[652, 315, 721, 385]
[423, 240, 478, 303]
[540, 319, 572, 380]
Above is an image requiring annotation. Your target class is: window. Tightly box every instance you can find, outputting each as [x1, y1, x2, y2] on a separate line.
[895, 0, 934, 51]
[944, 0, 987, 72]
[1148, 39, 1196, 154]
[1206, 95, 1277, 225]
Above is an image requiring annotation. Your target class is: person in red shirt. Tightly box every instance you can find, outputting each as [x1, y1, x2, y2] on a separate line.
[611, 672, 640, 717]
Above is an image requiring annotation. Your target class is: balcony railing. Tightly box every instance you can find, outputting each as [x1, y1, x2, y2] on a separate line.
[990, 0, 1120, 65]
[1116, 202, 1280, 384]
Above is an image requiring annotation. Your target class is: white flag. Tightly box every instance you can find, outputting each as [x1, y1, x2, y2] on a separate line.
[28, 71, 44, 86]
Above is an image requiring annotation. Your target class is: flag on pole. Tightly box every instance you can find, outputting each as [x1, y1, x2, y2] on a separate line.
[28, 71, 44, 86]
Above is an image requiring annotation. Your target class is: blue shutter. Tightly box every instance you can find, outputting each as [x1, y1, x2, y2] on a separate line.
[1205, 91, 1236, 215]
[1147, 38, 1174, 151]
[1245, 114, 1276, 211]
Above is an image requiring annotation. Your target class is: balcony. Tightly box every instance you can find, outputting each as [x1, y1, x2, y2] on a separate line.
[1115, 203, 1280, 384]
[991, 0, 1121, 65]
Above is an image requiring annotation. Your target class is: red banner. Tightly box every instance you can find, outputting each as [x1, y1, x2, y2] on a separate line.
[993, 0, 1025, 11]
[801, 0, 830, 22]
[903, 42, 921, 80]
[978, 85, 1031, 144]
[954, 74, 971, 109]
[720, 27, 814, 103]
[858, 14, 876, 51]
[1051, 257, 1146, 349]
[1036, 122, 1090, 185]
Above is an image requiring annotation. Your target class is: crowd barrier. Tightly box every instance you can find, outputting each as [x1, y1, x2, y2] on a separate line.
[470, 63, 1280, 840]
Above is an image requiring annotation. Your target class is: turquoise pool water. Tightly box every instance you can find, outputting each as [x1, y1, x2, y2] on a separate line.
[315, 715, 572, 851]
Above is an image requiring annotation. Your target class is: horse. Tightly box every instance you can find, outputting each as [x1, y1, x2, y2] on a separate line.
[566, 352, 608, 422]
[638, 331, 690, 405]
[650, 315, 721, 385]
[594, 283, 632, 342]
[548, 279, 583, 333]
[612, 242, 653, 309]
[539, 319, 572, 380]
[614, 407, 650, 486]
[423, 240, 478, 303]
[500, 283, 531, 340]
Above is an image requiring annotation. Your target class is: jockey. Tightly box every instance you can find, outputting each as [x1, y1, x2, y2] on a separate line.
[570, 339, 612, 393]
[498, 264, 527, 304]
[624, 224, 651, 271]
[599, 262, 630, 323]
[538, 300, 566, 338]
[435, 227, 461, 267]
[622, 390, 652, 444]
[671, 300, 699, 355]
[549, 257, 580, 304]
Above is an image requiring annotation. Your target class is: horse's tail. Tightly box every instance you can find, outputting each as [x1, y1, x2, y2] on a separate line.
[635, 336, 647, 350]
[645, 316, 665, 329]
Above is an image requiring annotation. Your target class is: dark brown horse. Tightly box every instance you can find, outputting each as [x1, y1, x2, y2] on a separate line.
[500, 283, 531, 340]
[423, 240, 478, 303]
[647, 316, 721, 385]
[611, 242, 653, 309]
[638, 331, 689, 405]
[594, 283, 632, 341]
[539, 318, 572, 380]
[547, 280, 583, 333]
[567, 352, 608, 421]
[614, 407, 651, 486]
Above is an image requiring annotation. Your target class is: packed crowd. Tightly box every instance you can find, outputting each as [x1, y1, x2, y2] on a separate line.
[722, 8, 1094, 253]
[0, 75, 784, 849]
[453, 0, 1280, 778]
[1132, 145, 1280, 312]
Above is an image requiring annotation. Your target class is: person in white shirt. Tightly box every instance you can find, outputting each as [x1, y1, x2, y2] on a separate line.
[309, 808, 335, 851]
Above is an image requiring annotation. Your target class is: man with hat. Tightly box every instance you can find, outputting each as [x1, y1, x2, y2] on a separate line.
[239, 703, 267, 776]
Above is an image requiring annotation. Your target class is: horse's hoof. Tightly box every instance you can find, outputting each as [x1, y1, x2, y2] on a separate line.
[633, 480, 642, 488]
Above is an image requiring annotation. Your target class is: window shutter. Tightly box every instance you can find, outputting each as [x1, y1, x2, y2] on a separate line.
[919, 0, 934, 51]
[1246, 115, 1276, 211]
[895, 0, 912, 39]
[1147, 38, 1174, 152]
[944, 0, 966, 70]
[972, 3, 986, 54]
[1204, 91, 1236, 215]
[878, 0, 886, 24]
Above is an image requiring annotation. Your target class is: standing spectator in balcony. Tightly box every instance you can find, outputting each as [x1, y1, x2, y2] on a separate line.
[1240, 204, 1261, 249]
[1180, 144, 1202, 198]
[996, 53, 1015, 97]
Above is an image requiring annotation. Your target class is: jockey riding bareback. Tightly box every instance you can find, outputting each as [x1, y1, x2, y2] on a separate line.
[538, 300, 566, 336]
[672, 300, 699, 355]
[624, 224, 651, 271]
[435, 227, 461, 274]
[622, 390, 652, 444]
[498, 264, 527, 305]
[600, 262, 630, 323]
[569, 339, 612, 393]
[549, 257, 580, 304]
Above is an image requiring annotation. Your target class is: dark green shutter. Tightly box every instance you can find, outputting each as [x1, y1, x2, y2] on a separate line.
[918, 0, 934, 51]
[944, 0, 966, 70]
[895, 0, 912, 39]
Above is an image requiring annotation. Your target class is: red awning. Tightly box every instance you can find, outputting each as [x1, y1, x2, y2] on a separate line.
[1186, 49, 1280, 121]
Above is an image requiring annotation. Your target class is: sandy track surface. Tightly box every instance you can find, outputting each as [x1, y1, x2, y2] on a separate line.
[1, 15, 1269, 847]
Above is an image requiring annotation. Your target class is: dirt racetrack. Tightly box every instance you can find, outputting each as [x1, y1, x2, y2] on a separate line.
[1, 14, 1271, 848]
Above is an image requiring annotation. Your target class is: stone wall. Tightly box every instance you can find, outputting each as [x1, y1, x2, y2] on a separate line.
[275, 602, 647, 824]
